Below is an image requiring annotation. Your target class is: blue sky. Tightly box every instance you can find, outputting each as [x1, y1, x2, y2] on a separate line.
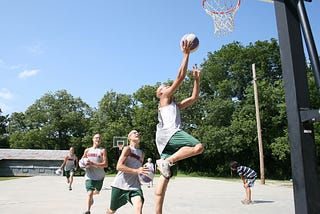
[0, 0, 319, 115]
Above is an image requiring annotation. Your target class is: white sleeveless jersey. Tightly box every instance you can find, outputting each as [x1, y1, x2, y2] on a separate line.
[156, 102, 182, 155]
[64, 154, 76, 171]
[111, 146, 143, 190]
[84, 147, 105, 181]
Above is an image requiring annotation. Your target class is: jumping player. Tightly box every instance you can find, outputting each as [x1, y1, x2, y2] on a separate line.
[154, 39, 204, 214]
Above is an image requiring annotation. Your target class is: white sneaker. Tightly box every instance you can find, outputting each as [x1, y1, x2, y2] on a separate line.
[156, 159, 172, 178]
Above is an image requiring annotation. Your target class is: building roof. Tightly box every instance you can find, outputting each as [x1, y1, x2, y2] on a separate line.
[0, 149, 69, 161]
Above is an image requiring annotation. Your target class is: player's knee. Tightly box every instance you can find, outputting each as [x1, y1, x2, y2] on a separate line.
[106, 208, 115, 214]
[155, 189, 161, 197]
[155, 187, 166, 197]
[195, 143, 204, 154]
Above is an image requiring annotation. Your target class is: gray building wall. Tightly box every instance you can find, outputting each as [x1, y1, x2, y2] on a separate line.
[0, 149, 68, 176]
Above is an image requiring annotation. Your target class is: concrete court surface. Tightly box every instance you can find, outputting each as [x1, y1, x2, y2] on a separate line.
[0, 176, 294, 214]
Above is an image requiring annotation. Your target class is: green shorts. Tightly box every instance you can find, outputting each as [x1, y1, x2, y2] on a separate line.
[161, 130, 200, 176]
[64, 168, 75, 178]
[161, 130, 200, 159]
[109, 187, 144, 211]
[85, 179, 104, 192]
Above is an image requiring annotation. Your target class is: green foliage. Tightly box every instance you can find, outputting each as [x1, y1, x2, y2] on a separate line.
[7, 90, 92, 158]
[90, 91, 135, 170]
[0, 109, 9, 148]
[132, 85, 159, 160]
[270, 135, 290, 161]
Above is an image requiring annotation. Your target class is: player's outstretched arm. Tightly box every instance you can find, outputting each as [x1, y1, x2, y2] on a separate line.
[165, 40, 193, 98]
[178, 66, 200, 110]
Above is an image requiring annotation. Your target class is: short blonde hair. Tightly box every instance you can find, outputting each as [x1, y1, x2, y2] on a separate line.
[127, 130, 138, 139]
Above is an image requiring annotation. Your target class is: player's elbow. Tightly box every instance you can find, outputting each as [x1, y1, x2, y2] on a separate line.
[190, 95, 199, 103]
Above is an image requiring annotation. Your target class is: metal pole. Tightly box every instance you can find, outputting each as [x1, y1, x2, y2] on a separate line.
[273, 0, 320, 212]
[296, 0, 320, 94]
[252, 63, 265, 185]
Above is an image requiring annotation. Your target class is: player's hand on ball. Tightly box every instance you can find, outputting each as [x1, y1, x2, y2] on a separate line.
[181, 40, 192, 54]
[139, 166, 149, 175]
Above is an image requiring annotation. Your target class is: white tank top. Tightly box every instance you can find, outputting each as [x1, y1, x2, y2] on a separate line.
[64, 154, 76, 171]
[111, 146, 143, 190]
[156, 102, 182, 155]
[84, 147, 105, 181]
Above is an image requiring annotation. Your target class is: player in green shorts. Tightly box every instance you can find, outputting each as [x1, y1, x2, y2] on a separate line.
[154, 40, 204, 214]
[106, 130, 149, 214]
[60, 147, 78, 191]
[81, 134, 108, 214]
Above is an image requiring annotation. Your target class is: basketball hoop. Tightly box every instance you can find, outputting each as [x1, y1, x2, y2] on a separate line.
[202, 0, 241, 37]
[113, 136, 128, 151]
[117, 142, 124, 151]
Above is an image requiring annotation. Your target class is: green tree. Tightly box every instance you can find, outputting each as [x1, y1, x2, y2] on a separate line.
[8, 90, 92, 154]
[90, 91, 134, 171]
[132, 85, 159, 161]
[0, 109, 9, 148]
[194, 39, 287, 177]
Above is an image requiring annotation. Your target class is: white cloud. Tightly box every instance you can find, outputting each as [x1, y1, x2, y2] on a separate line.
[0, 88, 14, 100]
[18, 69, 39, 78]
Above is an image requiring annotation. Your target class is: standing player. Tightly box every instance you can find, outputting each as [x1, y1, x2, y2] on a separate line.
[143, 158, 155, 188]
[106, 130, 149, 214]
[154, 39, 204, 214]
[82, 133, 108, 214]
[230, 161, 257, 204]
[60, 146, 78, 190]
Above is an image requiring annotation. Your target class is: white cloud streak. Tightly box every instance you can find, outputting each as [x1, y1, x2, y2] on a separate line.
[18, 69, 39, 78]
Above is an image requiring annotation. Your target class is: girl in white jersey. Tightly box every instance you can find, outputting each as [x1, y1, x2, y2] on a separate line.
[106, 130, 149, 214]
[82, 134, 108, 214]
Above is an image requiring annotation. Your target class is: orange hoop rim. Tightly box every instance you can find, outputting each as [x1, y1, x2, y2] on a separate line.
[202, 0, 241, 15]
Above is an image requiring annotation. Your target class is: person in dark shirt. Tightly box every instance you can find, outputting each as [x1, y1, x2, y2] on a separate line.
[230, 161, 257, 204]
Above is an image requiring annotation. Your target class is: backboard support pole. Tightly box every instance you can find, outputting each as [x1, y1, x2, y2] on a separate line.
[273, 0, 320, 213]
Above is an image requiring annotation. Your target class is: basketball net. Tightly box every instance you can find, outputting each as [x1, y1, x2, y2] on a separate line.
[202, 0, 241, 37]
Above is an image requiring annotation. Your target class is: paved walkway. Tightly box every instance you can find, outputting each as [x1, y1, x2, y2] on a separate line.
[0, 176, 294, 214]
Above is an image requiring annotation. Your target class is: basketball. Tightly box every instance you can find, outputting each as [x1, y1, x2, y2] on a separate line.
[79, 157, 89, 169]
[180, 33, 199, 53]
[139, 168, 155, 183]
[55, 168, 62, 175]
